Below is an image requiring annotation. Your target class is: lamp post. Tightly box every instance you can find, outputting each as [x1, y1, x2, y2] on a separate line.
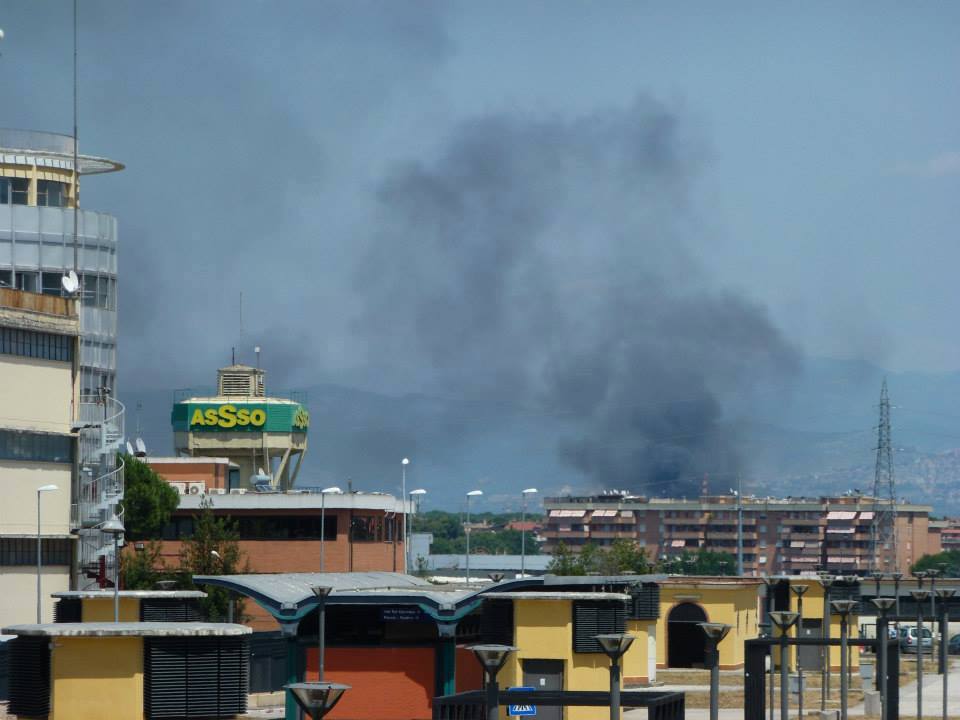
[818, 574, 835, 712]
[934, 588, 956, 720]
[100, 514, 126, 623]
[871, 571, 884, 600]
[409, 488, 427, 573]
[841, 576, 860, 692]
[311, 586, 332, 681]
[871, 598, 896, 720]
[761, 575, 778, 720]
[891, 572, 903, 626]
[401, 458, 409, 573]
[469, 644, 516, 720]
[595, 633, 635, 720]
[699, 623, 731, 720]
[911, 589, 931, 720]
[830, 600, 857, 720]
[319, 486, 341, 573]
[521, 488, 537, 577]
[791, 584, 809, 719]
[929, 570, 939, 618]
[286, 682, 351, 720]
[769, 611, 799, 720]
[465, 490, 482, 583]
[35, 484, 58, 623]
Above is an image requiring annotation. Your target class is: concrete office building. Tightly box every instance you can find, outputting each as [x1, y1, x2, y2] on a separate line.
[0, 129, 124, 395]
[544, 492, 939, 575]
[0, 287, 80, 626]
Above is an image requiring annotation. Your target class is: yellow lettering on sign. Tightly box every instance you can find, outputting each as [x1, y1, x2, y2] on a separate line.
[293, 407, 310, 430]
[218, 404, 237, 428]
[236, 408, 250, 426]
[250, 409, 266, 426]
[204, 408, 219, 425]
[190, 408, 206, 426]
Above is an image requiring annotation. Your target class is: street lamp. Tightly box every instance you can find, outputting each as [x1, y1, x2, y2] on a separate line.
[870, 598, 896, 720]
[521, 488, 538, 577]
[100, 514, 126, 623]
[311, 586, 332, 682]
[830, 600, 858, 720]
[769, 611, 798, 720]
[935, 588, 956, 720]
[760, 576, 778, 720]
[818, 574, 835, 713]
[790, 584, 809, 719]
[699, 624, 731, 720]
[286, 682, 351, 720]
[401, 458, 409, 573]
[595, 634, 635, 720]
[35, 484, 58, 623]
[891, 572, 903, 623]
[469, 644, 516, 720]
[319, 486, 341, 573]
[465, 490, 482, 583]
[911, 589, 931, 720]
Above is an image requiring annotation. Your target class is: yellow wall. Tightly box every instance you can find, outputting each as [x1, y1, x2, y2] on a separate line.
[502, 598, 619, 720]
[0, 355, 75, 434]
[0, 567, 70, 626]
[51, 637, 143, 720]
[0, 462, 73, 536]
[81, 596, 140, 622]
[623, 620, 651, 682]
[657, 583, 761, 669]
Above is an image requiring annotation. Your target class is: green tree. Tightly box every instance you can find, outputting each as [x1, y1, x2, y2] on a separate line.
[656, 548, 737, 575]
[179, 498, 248, 621]
[121, 454, 179, 539]
[600, 539, 653, 574]
[912, 550, 960, 576]
[122, 541, 169, 590]
[547, 541, 583, 575]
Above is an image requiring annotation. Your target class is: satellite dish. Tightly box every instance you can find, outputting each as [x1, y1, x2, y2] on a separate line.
[126, 441, 135, 455]
[61, 271, 79, 294]
[135, 438, 147, 456]
[258, 467, 265, 476]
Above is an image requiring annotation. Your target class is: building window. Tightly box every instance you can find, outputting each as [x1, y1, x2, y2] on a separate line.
[351, 515, 389, 542]
[0, 537, 72, 566]
[0, 177, 29, 205]
[0, 327, 74, 362]
[36, 180, 67, 207]
[0, 430, 73, 464]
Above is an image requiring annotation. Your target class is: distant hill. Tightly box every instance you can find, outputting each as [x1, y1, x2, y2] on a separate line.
[119, 356, 960, 514]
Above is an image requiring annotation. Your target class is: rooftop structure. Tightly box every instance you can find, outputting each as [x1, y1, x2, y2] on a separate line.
[171, 363, 309, 489]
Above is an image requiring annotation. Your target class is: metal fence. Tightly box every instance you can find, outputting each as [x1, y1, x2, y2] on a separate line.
[433, 689, 685, 720]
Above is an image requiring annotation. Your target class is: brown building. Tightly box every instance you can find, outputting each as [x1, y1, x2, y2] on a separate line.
[543, 492, 938, 575]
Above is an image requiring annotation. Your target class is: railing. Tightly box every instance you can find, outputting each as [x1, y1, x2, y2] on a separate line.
[432, 689, 685, 720]
[173, 387, 307, 403]
[78, 394, 125, 439]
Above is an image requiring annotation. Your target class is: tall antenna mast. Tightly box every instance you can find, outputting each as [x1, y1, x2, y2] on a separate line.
[72, 0, 79, 275]
[870, 379, 897, 571]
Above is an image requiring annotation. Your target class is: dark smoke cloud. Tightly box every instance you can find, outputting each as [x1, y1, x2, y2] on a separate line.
[354, 97, 800, 494]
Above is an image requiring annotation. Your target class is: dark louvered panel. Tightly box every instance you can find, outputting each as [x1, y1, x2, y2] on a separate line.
[481, 600, 514, 646]
[828, 584, 863, 614]
[8, 636, 50, 717]
[145, 637, 248, 719]
[573, 601, 627, 653]
[140, 599, 204, 622]
[629, 585, 660, 620]
[53, 597, 82, 623]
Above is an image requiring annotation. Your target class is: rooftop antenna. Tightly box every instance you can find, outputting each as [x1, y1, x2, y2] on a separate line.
[125, 440, 134, 456]
[72, 0, 80, 277]
[255, 345, 261, 369]
[61, 270, 79, 295]
[238, 290, 243, 364]
[871, 378, 897, 571]
[134, 438, 147, 457]
[135, 400, 142, 438]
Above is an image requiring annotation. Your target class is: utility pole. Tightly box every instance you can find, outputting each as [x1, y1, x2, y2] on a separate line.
[871, 379, 897, 571]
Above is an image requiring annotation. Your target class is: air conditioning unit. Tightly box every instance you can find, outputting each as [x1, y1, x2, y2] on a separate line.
[229, 488, 247, 495]
[169, 482, 187, 495]
[187, 482, 206, 495]
[209, 488, 227, 495]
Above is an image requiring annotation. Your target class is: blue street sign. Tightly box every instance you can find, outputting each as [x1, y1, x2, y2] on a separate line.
[507, 686, 536, 717]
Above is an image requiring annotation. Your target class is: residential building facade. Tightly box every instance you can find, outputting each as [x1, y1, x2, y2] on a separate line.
[543, 492, 938, 575]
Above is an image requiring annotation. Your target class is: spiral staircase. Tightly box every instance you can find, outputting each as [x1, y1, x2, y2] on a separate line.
[72, 394, 126, 589]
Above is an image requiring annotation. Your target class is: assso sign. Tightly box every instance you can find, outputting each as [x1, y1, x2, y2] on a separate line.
[190, 404, 266, 429]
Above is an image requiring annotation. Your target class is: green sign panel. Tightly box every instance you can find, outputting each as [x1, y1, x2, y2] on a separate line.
[171, 402, 309, 433]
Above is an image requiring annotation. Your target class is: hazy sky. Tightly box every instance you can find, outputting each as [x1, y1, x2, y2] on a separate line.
[1, 2, 959, 499]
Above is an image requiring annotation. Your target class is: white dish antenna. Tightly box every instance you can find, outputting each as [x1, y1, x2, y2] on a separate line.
[61, 270, 79, 294]
[126, 441, 135, 455]
[135, 438, 147, 456]
[258, 467, 265, 476]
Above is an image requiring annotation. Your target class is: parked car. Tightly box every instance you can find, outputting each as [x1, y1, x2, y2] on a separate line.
[949, 634, 960, 655]
[898, 626, 933, 654]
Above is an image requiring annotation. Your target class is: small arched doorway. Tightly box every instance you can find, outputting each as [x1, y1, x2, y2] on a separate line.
[667, 602, 708, 668]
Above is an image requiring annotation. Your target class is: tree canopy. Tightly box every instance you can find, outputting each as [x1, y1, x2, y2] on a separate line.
[547, 542, 735, 576]
[911, 550, 960, 576]
[411, 510, 543, 555]
[121, 454, 179, 539]
[179, 498, 248, 621]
